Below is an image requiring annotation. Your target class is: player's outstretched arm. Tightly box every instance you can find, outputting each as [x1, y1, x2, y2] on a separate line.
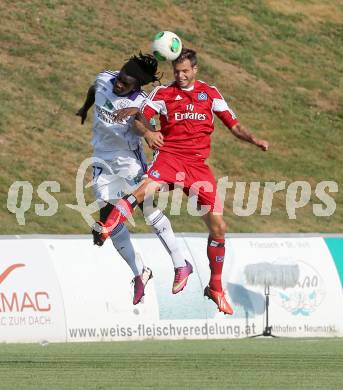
[230, 123, 269, 151]
[113, 107, 140, 122]
[114, 107, 164, 149]
[76, 84, 95, 125]
[133, 113, 164, 150]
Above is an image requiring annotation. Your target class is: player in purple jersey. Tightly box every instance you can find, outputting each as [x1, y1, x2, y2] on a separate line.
[77, 53, 191, 305]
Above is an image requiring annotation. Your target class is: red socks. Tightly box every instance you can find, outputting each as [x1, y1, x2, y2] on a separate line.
[207, 236, 225, 292]
[104, 195, 137, 231]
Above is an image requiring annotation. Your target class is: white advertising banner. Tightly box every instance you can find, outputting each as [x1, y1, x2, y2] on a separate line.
[0, 235, 342, 343]
[184, 236, 343, 338]
[0, 239, 66, 342]
[227, 237, 343, 337]
[47, 238, 160, 342]
[131, 236, 259, 339]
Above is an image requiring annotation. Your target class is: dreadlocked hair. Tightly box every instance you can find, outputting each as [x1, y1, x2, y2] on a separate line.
[121, 52, 162, 87]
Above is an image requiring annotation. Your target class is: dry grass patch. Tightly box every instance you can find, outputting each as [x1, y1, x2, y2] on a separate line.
[201, 52, 273, 94]
[267, 0, 343, 24]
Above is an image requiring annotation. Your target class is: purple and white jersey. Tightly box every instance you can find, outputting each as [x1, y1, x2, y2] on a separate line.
[92, 70, 147, 160]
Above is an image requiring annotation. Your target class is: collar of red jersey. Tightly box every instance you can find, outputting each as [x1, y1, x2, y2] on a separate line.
[175, 79, 200, 92]
[180, 85, 195, 91]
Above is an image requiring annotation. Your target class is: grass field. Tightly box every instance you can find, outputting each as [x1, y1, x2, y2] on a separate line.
[0, 0, 342, 234]
[0, 338, 342, 389]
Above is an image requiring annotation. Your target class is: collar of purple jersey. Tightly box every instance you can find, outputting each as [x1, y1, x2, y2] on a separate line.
[126, 89, 141, 100]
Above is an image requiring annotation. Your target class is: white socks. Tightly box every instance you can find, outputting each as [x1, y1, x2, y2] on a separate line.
[109, 208, 187, 275]
[145, 210, 187, 269]
[110, 223, 143, 276]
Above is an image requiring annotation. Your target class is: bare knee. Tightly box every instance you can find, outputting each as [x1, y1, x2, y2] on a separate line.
[134, 179, 160, 203]
[209, 219, 227, 238]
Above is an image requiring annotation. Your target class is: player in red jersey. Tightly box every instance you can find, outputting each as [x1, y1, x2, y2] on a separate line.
[93, 48, 269, 314]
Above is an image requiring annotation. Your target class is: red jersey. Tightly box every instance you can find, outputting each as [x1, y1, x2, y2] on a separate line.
[141, 80, 239, 159]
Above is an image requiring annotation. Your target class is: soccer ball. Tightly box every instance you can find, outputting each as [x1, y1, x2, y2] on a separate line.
[151, 31, 182, 61]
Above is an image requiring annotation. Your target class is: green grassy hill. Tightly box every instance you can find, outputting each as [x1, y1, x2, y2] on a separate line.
[1, 0, 342, 234]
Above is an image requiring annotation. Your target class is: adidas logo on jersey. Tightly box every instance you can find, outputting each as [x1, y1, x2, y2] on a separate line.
[175, 95, 183, 100]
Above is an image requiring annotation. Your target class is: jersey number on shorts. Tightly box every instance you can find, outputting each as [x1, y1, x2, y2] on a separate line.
[92, 166, 103, 182]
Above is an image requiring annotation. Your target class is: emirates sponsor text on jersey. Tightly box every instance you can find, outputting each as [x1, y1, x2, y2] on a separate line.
[174, 111, 206, 121]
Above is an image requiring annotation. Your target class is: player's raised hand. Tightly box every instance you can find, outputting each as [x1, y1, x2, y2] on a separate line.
[255, 139, 269, 151]
[114, 107, 139, 122]
[144, 130, 164, 150]
[76, 107, 88, 124]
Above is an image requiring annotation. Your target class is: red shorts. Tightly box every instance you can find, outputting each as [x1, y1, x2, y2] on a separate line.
[147, 151, 223, 213]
